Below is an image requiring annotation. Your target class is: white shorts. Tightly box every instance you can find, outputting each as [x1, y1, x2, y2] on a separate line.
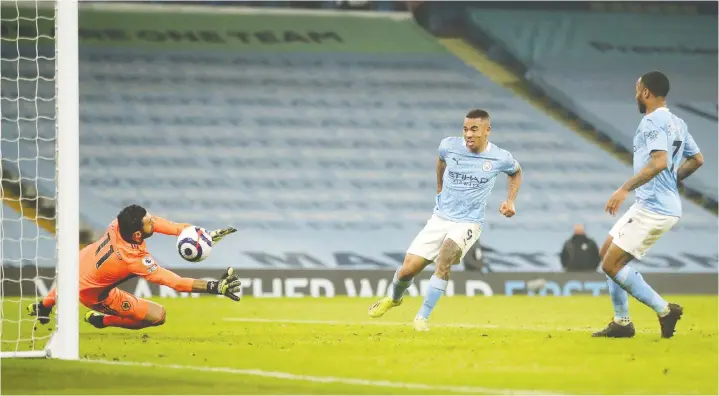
[608, 204, 679, 260]
[406, 214, 482, 263]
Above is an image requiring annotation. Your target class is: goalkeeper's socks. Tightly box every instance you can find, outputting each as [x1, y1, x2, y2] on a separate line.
[606, 274, 630, 323]
[613, 266, 668, 315]
[388, 268, 412, 301]
[417, 275, 447, 319]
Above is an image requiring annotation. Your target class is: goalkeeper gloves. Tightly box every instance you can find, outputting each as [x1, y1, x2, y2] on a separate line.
[206, 267, 242, 301]
[209, 226, 237, 244]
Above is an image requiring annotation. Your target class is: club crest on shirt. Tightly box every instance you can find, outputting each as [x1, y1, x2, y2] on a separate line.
[482, 161, 493, 172]
[644, 130, 659, 143]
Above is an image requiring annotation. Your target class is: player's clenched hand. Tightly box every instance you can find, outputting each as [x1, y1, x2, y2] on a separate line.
[209, 227, 237, 244]
[207, 268, 242, 301]
[499, 201, 516, 218]
[605, 187, 629, 216]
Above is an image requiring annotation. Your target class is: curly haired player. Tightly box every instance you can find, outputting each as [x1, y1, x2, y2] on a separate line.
[28, 204, 240, 330]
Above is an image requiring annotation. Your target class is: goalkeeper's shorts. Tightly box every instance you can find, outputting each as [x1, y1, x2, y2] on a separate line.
[81, 288, 150, 321]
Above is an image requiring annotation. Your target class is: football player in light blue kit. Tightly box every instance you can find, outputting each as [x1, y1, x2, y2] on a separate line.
[368, 109, 522, 331]
[595, 71, 705, 339]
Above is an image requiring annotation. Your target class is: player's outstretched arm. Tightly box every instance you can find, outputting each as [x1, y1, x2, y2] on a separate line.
[137, 259, 242, 301]
[153, 215, 237, 243]
[152, 216, 192, 236]
[677, 153, 704, 183]
[190, 268, 242, 301]
[606, 150, 667, 216]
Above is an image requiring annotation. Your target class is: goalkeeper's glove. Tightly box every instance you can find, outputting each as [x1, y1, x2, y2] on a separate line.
[206, 267, 242, 301]
[209, 226, 237, 244]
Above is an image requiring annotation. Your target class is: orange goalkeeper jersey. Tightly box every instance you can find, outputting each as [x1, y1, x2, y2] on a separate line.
[78, 216, 194, 303]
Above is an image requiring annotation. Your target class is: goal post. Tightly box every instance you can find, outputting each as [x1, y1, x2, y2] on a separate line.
[0, 0, 79, 360]
[52, 0, 79, 360]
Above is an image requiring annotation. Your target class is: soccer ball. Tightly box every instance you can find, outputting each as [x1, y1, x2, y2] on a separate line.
[177, 226, 213, 262]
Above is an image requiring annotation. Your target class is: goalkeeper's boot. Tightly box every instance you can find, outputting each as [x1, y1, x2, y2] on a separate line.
[27, 302, 52, 325]
[368, 297, 402, 318]
[413, 316, 430, 332]
[591, 320, 635, 338]
[84, 310, 107, 329]
[658, 303, 683, 339]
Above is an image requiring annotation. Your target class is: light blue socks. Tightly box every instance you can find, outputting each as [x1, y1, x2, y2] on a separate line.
[606, 274, 630, 324]
[417, 275, 447, 319]
[612, 266, 669, 315]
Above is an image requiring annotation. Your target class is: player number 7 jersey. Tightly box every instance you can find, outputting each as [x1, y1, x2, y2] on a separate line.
[632, 107, 700, 217]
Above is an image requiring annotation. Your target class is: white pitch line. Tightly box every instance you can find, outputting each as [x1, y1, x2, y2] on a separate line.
[86, 358, 559, 395]
[223, 317, 652, 333]
[225, 317, 500, 329]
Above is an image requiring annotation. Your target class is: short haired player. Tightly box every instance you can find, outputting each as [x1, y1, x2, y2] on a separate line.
[594, 71, 704, 338]
[368, 109, 523, 331]
[28, 204, 241, 330]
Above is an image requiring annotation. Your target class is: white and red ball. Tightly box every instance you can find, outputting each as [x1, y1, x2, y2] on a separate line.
[177, 226, 213, 262]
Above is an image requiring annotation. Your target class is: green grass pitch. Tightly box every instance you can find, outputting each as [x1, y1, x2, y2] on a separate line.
[2, 295, 717, 394]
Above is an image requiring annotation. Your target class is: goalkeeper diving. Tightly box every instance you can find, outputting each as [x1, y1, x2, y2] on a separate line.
[27, 204, 240, 330]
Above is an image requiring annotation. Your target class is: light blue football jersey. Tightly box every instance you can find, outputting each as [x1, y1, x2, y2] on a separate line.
[633, 107, 700, 217]
[434, 137, 519, 225]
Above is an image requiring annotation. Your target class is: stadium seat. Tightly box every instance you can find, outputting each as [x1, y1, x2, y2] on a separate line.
[2, 13, 715, 272]
[468, 8, 718, 200]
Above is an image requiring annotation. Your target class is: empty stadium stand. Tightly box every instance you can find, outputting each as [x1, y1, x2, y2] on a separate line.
[1, 6, 715, 273]
[468, 9, 718, 201]
[1, 203, 56, 270]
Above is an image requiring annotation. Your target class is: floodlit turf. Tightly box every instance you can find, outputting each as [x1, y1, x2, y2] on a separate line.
[2, 295, 717, 394]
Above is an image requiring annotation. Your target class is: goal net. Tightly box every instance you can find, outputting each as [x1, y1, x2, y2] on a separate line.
[1, 0, 78, 360]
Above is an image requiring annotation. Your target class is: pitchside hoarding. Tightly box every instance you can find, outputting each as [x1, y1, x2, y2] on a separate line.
[4, 268, 716, 297]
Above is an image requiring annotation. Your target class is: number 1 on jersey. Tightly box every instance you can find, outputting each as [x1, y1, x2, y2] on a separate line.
[95, 233, 114, 269]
